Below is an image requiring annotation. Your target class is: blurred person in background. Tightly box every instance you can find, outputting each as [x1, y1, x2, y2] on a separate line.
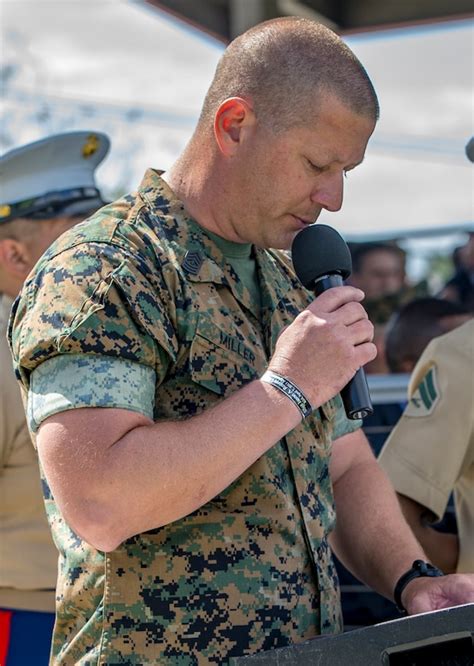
[385, 297, 472, 374]
[349, 242, 407, 301]
[0, 131, 109, 666]
[440, 232, 474, 311]
[348, 242, 431, 374]
[439, 141, 474, 310]
[348, 242, 408, 374]
[379, 317, 474, 574]
[364, 295, 472, 454]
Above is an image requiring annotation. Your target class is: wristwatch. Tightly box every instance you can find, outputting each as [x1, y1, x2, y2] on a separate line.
[393, 559, 444, 613]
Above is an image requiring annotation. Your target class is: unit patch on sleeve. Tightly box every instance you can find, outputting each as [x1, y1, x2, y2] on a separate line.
[404, 365, 440, 418]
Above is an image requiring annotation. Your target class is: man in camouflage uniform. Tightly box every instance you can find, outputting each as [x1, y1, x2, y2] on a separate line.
[8, 19, 474, 665]
[0, 131, 109, 665]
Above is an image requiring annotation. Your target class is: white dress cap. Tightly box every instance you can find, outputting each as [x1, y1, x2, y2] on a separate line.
[0, 131, 110, 221]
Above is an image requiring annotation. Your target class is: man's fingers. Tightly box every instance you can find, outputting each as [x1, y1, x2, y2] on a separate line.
[354, 341, 378, 368]
[338, 301, 369, 326]
[347, 318, 374, 345]
[308, 286, 365, 314]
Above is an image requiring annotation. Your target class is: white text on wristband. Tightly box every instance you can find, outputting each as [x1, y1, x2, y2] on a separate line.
[261, 370, 313, 420]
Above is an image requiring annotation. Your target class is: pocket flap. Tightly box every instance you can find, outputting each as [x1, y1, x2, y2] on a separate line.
[190, 318, 260, 396]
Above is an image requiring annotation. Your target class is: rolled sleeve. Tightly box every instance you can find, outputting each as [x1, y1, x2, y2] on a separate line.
[378, 443, 448, 520]
[28, 353, 156, 432]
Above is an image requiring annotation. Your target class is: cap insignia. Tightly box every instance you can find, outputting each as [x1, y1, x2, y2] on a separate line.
[82, 134, 100, 158]
[0, 204, 12, 219]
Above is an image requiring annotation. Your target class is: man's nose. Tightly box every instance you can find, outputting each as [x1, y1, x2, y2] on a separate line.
[310, 172, 344, 212]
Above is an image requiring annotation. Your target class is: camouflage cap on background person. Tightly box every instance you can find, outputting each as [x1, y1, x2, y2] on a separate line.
[0, 131, 110, 224]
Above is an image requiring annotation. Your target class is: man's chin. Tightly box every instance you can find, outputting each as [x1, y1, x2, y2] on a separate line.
[282, 231, 300, 251]
[256, 230, 298, 251]
[261, 238, 293, 251]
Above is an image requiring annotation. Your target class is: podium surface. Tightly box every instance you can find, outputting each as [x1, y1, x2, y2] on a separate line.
[231, 603, 474, 665]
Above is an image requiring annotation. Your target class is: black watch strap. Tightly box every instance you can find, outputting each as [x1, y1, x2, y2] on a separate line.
[394, 559, 444, 613]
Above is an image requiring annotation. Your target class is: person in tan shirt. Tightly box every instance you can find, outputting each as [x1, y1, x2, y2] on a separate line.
[379, 318, 474, 575]
[0, 131, 109, 665]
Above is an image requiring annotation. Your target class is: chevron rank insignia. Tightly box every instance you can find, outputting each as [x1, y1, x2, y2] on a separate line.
[182, 250, 203, 275]
[405, 365, 440, 417]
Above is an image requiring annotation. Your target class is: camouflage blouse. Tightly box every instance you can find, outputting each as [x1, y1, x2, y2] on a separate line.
[9, 170, 360, 665]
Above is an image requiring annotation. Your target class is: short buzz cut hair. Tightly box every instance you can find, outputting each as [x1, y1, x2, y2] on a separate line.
[198, 17, 379, 133]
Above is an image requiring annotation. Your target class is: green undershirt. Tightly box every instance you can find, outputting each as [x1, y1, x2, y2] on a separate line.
[205, 230, 262, 316]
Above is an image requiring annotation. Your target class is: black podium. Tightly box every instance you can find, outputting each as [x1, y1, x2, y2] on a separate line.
[231, 603, 474, 665]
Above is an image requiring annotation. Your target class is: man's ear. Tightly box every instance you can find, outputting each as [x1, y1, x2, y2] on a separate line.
[0, 238, 32, 280]
[214, 97, 255, 157]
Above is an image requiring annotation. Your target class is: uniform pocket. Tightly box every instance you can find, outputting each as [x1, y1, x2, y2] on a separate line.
[190, 317, 259, 397]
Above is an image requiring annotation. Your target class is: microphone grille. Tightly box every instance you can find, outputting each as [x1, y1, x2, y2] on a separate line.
[291, 224, 352, 288]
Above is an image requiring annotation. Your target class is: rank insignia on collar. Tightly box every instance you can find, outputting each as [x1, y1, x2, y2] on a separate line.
[182, 250, 203, 275]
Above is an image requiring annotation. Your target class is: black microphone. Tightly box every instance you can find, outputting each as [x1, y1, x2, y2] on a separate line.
[291, 224, 373, 420]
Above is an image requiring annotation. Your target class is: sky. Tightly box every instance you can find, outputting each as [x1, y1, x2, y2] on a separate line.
[1, 0, 473, 248]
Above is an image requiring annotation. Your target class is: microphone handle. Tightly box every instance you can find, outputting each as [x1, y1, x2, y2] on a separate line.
[312, 274, 374, 420]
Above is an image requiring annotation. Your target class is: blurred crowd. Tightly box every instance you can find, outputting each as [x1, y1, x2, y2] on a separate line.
[347, 236, 474, 375]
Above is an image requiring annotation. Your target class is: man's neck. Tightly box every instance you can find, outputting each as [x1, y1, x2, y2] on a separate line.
[163, 139, 242, 244]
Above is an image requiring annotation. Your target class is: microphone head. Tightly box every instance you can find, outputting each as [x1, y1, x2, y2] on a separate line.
[291, 224, 352, 288]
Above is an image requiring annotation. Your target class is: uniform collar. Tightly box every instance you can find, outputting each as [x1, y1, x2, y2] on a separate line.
[138, 169, 307, 328]
[138, 169, 257, 314]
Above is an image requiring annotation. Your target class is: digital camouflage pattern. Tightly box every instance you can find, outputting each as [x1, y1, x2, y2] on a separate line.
[28, 353, 156, 432]
[9, 170, 360, 664]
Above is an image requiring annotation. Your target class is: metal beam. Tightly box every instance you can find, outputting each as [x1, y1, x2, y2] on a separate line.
[229, 0, 280, 39]
[146, 0, 473, 41]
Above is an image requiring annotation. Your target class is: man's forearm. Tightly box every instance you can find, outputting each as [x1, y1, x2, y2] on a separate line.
[38, 378, 301, 551]
[329, 453, 428, 601]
